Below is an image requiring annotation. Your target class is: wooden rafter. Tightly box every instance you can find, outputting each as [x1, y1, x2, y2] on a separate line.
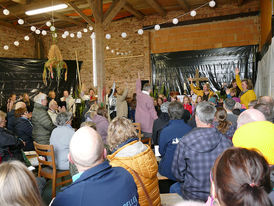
[176, 0, 190, 11]
[65, 1, 94, 26]
[87, 0, 103, 23]
[146, 0, 166, 16]
[0, 20, 29, 32]
[12, 0, 28, 4]
[124, 2, 144, 20]
[238, 0, 244, 6]
[103, 0, 126, 26]
[47, 12, 86, 27]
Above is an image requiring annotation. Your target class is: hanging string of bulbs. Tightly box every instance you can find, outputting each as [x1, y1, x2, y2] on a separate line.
[0, 0, 216, 52]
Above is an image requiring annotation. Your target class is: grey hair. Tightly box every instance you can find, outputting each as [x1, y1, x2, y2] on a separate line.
[56, 112, 72, 126]
[142, 83, 151, 92]
[196, 101, 216, 124]
[168, 101, 184, 120]
[33, 93, 47, 104]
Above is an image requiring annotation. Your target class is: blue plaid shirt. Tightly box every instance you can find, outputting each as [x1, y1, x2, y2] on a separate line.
[172, 127, 232, 201]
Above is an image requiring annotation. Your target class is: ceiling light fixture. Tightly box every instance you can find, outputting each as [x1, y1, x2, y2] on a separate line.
[25, 4, 68, 16]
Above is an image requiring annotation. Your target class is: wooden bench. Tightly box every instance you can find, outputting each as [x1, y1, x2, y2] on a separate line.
[160, 193, 183, 206]
[157, 172, 168, 180]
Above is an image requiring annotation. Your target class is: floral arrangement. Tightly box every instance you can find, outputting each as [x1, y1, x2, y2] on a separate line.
[43, 44, 68, 86]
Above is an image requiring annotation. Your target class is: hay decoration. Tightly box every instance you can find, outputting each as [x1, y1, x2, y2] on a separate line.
[43, 44, 68, 86]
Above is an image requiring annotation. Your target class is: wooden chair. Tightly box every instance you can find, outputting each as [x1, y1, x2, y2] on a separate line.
[33, 142, 72, 198]
[133, 122, 151, 146]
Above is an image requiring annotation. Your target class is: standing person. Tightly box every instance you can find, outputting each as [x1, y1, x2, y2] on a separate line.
[189, 78, 214, 101]
[223, 98, 238, 126]
[7, 93, 16, 112]
[60, 90, 75, 116]
[235, 68, 256, 108]
[116, 83, 128, 118]
[171, 102, 232, 201]
[52, 127, 139, 206]
[129, 93, 137, 122]
[32, 93, 55, 145]
[50, 112, 74, 170]
[135, 73, 158, 140]
[22, 93, 34, 112]
[158, 102, 192, 180]
[14, 107, 34, 151]
[183, 96, 192, 115]
[107, 117, 160, 206]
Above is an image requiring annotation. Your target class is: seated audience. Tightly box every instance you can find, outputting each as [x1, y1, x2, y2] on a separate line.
[107, 117, 160, 206]
[152, 102, 170, 145]
[7, 93, 16, 112]
[48, 99, 59, 125]
[236, 109, 266, 128]
[135, 73, 158, 139]
[235, 68, 256, 108]
[208, 148, 273, 206]
[159, 102, 192, 180]
[257, 96, 274, 122]
[60, 90, 75, 116]
[50, 112, 75, 170]
[116, 84, 128, 118]
[233, 110, 274, 165]
[171, 102, 232, 201]
[87, 105, 108, 144]
[254, 103, 273, 122]
[52, 126, 139, 206]
[223, 98, 237, 126]
[226, 88, 240, 103]
[213, 107, 236, 140]
[7, 101, 26, 131]
[183, 96, 192, 115]
[248, 99, 258, 109]
[0, 161, 44, 205]
[14, 107, 34, 151]
[0, 111, 24, 162]
[32, 93, 55, 145]
[156, 97, 164, 116]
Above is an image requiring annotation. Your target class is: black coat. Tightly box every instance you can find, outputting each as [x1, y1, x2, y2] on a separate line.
[14, 117, 34, 151]
[7, 110, 16, 131]
[0, 127, 24, 162]
[152, 112, 170, 145]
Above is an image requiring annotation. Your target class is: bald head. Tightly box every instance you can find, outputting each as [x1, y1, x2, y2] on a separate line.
[237, 109, 266, 128]
[70, 127, 104, 171]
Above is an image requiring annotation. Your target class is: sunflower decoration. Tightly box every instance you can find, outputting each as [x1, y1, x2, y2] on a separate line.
[43, 44, 68, 86]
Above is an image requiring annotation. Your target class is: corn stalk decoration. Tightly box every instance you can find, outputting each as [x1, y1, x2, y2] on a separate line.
[43, 44, 68, 86]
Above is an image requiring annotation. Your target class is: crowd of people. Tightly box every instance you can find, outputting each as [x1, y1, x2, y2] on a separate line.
[0, 68, 273, 206]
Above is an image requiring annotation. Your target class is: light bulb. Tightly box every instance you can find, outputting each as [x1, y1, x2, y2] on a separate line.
[106, 46, 110, 50]
[190, 10, 196, 17]
[83, 28, 88, 33]
[64, 31, 69, 36]
[121, 32, 127, 38]
[42, 30, 47, 35]
[116, 52, 120, 55]
[209, 0, 216, 7]
[52, 33, 57, 38]
[111, 49, 114, 53]
[77, 32, 82, 38]
[105, 34, 111, 39]
[50, 26, 55, 31]
[172, 18, 179, 24]
[14, 41, 19, 46]
[89, 26, 93, 31]
[46, 21, 51, 27]
[138, 29, 143, 35]
[3, 9, 9, 15]
[18, 19, 24, 25]
[30, 26, 36, 31]
[24, 35, 30, 41]
[62, 34, 66, 38]
[3, 45, 9, 50]
[154, 24, 160, 31]
[35, 29, 41, 34]
[70, 33, 75, 38]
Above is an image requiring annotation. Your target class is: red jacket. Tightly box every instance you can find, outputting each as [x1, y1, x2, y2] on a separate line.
[183, 104, 192, 115]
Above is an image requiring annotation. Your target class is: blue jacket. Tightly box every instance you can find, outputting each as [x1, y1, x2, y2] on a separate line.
[14, 117, 34, 151]
[159, 119, 192, 180]
[52, 161, 139, 206]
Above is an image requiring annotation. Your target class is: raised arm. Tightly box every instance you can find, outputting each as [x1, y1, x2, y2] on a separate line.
[235, 68, 243, 91]
[136, 72, 142, 95]
[189, 78, 203, 96]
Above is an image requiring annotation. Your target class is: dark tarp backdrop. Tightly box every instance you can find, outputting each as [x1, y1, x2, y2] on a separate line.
[151, 45, 258, 97]
[0, 57, 82, 112]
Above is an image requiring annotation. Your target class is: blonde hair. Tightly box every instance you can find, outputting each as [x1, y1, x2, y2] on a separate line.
[0, 110, 6, 122]
[89, 104, 99, 119]
[0, 161, 43, 206]
[107, 117, 137, 151]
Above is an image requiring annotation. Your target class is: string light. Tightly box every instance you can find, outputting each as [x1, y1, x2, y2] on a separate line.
[138, 29, 143, 35]
[172, 18, 179, 24]
[209, 1, 216, 7]
[14, 41, 19, 46]
[105, 34, 111, 39]
[18, 19, 24, 25]
[190, 10, 196, 17]
[24, 35, 30, 41]
[42, 30, 47, 35]
[46, 21, 51, 27]
[3, 9, 9, 15]
[121, 32, 127, 38]
[154, 24, 160, 31]
[35, 29, 41, 34]
[30, 26, 36, 31]
[3, 45, 9, 50]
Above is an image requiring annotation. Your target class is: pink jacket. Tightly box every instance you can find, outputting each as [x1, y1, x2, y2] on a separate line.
[135, 79, 158, 133]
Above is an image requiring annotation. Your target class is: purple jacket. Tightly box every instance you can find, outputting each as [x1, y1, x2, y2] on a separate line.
[135, 79, 158, 133]
[91, 115, 109, 144]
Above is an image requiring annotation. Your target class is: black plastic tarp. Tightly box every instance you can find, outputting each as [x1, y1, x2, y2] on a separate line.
[0, 57, 82, 111]
[151, 45, 258, 96]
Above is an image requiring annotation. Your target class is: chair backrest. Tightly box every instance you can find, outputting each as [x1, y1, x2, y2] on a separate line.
[133, 123, 142, 141]
[33, 142, 56, 171]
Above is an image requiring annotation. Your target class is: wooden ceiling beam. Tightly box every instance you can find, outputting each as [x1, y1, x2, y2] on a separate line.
[87, 0, 103, 23]
[12, 0, 28, 4]
[103, 0, 126, 27]
[146, 0, 166, 16]
[124, 2, 144, 20]
[46, 12, 86, 27]
[65, 1, 94, 26]
[0, 20, 29, 32]
[176, 0, 190, 11]
[238, 0, 245, 6]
